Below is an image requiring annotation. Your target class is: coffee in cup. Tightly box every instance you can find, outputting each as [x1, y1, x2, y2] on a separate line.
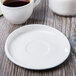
[3, 0, 30, 7]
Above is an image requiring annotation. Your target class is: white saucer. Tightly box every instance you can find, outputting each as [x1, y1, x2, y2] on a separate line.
[5, 24, 70, 70]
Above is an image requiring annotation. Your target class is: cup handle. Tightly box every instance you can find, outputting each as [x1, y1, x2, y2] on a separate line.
[34, 0, 40, 8]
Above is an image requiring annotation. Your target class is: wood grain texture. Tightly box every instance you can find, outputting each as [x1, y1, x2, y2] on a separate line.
[0, 0, 76, 76]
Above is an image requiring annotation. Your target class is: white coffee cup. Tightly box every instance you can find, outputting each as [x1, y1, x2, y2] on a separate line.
[0, 0, 40, 24]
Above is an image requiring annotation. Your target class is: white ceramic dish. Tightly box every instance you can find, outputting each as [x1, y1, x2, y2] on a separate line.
[49, 0, 76, 16]
[5, 24, 70, 70]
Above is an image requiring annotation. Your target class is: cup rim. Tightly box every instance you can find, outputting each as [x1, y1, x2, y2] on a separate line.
[0, 0, 33, 8]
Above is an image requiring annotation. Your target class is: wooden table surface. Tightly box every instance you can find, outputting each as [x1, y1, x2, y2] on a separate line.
[0, 0, 76, 76]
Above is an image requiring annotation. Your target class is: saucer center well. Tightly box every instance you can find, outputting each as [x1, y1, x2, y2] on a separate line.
[26, 40, 49, 56]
